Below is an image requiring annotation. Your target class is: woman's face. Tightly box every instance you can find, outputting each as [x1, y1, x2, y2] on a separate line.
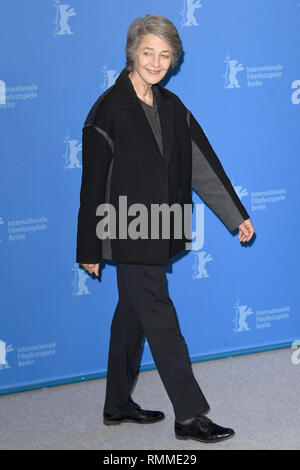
[132, 33, 172, 84]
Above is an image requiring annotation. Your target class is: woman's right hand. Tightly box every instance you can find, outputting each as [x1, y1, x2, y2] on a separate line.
[81, 263, 100, 276]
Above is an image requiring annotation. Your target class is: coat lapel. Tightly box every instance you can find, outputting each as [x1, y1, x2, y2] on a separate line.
[114, 68, 174, 170]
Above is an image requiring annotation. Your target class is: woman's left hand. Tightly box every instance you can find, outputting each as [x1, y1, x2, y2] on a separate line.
[238, 218, 255, 243]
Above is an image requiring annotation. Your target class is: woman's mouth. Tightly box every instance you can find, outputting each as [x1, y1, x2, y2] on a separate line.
[147, 69, 160, 75]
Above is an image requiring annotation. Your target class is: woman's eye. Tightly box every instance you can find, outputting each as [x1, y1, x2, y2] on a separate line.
[143, 52, 170, 58]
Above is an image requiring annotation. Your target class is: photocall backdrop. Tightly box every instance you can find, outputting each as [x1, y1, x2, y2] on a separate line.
[1, 0, 299, 395]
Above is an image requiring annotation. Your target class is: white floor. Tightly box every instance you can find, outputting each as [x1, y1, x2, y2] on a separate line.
[0, 347, 299, 450]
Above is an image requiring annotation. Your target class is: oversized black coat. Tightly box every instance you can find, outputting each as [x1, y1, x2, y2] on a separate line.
[76, 67, 250, 266]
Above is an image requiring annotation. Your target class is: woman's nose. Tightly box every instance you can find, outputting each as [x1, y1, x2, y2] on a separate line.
[151, 55, 160, 68]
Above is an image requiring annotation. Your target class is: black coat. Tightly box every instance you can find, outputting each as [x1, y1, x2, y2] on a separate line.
[76, 67, 250, 266]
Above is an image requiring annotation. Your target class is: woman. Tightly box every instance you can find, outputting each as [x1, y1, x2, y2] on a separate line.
[76, 14, 254, 443]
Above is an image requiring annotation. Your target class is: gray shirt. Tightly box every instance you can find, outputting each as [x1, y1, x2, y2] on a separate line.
[138, 90, 164, 159]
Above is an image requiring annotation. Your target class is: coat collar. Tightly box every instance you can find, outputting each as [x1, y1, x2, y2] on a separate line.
[114, 67, 174, 170]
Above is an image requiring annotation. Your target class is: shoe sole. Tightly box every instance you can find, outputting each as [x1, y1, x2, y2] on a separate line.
[175, 431, 235, 443]
[103, 415, 165, 426]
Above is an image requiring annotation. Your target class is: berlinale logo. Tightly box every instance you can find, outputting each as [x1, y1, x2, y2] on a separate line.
[0, 340, 14, 370]
[180, 0, 203, 27]
[0, 80, 6, 105]
[53, 0, 76, 37]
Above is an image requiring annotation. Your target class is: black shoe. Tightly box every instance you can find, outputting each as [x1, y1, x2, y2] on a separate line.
[103, 403, 165, 425]
[175, 414, 235, 443]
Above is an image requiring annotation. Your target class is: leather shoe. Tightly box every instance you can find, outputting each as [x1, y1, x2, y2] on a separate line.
[103, 403, 165, 425]
[175, 414, 235, 443]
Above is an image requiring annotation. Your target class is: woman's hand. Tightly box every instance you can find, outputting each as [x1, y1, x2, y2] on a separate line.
[81, 263, 100, 276]
[238, 218, 255, 243]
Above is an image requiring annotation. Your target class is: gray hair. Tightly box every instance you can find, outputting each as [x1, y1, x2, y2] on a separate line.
[125, 14, 183, 73]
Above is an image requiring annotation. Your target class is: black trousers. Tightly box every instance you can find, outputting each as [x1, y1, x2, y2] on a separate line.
[103, 263, 210, 421]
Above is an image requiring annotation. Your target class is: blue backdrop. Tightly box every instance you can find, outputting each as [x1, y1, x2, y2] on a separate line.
[1, 0, 299, 395]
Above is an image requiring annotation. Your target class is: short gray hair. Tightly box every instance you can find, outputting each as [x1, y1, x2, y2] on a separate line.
[125, 14, 183, 73]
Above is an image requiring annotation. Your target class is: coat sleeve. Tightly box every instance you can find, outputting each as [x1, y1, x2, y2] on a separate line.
[187, 109, 250, 232]
[76, 124, 114, 264]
